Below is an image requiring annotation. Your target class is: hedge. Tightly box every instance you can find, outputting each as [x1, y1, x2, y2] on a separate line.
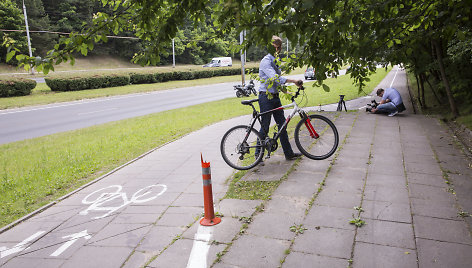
[45, 67, 259, 92]
[46, 74, 130, 91]
[0, 78, 36, 97]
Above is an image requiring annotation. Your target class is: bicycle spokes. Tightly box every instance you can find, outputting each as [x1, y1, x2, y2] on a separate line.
[295, 114, 339, 160]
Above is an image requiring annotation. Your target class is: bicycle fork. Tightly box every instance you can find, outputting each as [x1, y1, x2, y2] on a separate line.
[300, 111, 319, 139]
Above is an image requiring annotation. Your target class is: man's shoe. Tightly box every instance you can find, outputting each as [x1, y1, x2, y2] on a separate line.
[285, 152, 302, 160]
[388, 111, 398, 117]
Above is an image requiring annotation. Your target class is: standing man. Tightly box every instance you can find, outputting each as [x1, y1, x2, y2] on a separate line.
[258, 36, 304, 160]
[371, 87, 406, 116]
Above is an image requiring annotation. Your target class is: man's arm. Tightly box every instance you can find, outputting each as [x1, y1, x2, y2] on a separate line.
[285, 78, 304, 89]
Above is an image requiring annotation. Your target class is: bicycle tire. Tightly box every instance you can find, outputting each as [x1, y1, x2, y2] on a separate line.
[294, 114, 339, 160]
[220, 125, 264, 170]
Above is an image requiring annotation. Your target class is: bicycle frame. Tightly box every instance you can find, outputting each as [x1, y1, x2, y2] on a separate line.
[244, 95, 319, 150]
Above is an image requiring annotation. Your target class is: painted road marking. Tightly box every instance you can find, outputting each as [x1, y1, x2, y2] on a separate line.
[186, 225, 213, 268]
[50, 230, 91, 257]
[80, 184, 167, 219]
[389, 67, 399, 88]
[0, 231, 46, 258]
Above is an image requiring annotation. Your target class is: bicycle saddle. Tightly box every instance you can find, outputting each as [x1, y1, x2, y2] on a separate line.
[241, 99, 258, 105]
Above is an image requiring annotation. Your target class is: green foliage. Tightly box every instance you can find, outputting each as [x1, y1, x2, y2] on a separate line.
[0, 0, 27, 64]
[349, 216, 366, 227]
[6, 0, 471, 118]
[14, 0, 56, 57]
[0, 77, 36, 97]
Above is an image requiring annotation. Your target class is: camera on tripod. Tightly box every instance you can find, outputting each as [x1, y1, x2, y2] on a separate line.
[366, 100, 379, 112]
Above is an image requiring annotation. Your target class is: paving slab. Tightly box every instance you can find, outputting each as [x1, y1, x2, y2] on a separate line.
[356, 219, 416, 249]
[362, 200, 412, 223]
[363, 184, 410, 204]
[410, 197, 461, 220]
[413, 215, 472, 245]
[292, 227, 354, 259]
[2, 67, 472, 268]
[217, 235, 290, 267]
[62, 245, 134, 268]
[305, 205, 356, 230]
[416, 238, 472, 268]
[353, 242, 418, 268]
[408, 183, 455, 203]
[283, 251, 347, 267]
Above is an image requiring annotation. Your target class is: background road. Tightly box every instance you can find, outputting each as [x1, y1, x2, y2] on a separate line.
[0, 74, 308, 144]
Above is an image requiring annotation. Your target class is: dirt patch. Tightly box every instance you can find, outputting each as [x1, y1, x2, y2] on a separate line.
[446, 120, 472, 162]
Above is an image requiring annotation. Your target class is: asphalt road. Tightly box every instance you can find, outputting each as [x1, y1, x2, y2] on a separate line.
[0, 75, 307, 144]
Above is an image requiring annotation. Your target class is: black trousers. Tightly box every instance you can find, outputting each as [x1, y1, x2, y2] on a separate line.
[258, 92, 294, 156]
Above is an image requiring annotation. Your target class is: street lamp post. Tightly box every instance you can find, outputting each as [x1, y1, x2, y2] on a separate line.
[22, 0, 34, 74]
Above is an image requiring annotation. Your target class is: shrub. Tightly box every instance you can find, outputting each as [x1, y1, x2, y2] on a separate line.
[130, 73, 154, 84]
[88, 76, 107, 89]
[193, 70, 213, 79]
[0, 78, 36, 97]
[105, 74, 130, 87]
[68, 77, 89, 91]
[45, 78, 69, 91]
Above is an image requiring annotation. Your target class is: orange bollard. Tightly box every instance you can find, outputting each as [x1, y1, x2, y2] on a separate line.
[200, 154, 221, 226]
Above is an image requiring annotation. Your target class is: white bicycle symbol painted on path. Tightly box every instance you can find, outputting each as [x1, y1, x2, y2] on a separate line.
[79, 184, 167, 219]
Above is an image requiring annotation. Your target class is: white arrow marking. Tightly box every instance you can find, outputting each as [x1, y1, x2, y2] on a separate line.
[0, 231, 46, 258]
[50, 230, 91, 257]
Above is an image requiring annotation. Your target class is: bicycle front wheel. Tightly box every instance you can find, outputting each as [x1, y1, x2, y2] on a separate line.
[294, 114, 339, 160]
[220, 125, 264, 170]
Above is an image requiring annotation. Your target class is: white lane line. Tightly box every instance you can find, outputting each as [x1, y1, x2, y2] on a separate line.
[389, 67, 399, 88]
[186, 225, 213, 268]
[77, 108, 118, 116]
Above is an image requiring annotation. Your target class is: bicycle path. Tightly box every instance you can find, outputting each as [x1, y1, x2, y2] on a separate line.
[1, 67, 472, 267]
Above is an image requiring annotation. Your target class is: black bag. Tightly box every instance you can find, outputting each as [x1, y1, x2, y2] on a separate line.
[396, 102, 406, 113]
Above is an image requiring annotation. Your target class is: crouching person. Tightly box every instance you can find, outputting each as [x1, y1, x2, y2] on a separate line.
[371, 87, 406, 116]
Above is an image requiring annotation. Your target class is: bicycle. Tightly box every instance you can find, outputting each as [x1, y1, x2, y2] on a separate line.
[220, 86, 339, 170]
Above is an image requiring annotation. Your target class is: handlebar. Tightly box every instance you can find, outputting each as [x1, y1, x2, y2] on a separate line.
[291, 86, 305, 102]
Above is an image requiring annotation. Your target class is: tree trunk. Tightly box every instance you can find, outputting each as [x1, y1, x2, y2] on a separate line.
[425, 74, 442, 105]
[432, 39, 459, 118]
[415, 74, 423, 108]
[419, 73, 427, 108]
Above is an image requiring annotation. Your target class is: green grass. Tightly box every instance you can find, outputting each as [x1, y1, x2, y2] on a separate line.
[0, 68, 390, 228]
[294, 67, 391, 107]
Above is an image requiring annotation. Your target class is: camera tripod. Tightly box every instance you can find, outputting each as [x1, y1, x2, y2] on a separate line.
[336, 95, 347, 112]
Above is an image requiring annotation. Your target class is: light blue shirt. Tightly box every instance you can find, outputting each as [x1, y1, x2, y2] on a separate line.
[382, 87, 403, 106]
[258, 54, 287, 94]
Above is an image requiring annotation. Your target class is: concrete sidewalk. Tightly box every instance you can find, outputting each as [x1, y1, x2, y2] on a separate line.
[1, 67, 472, 267]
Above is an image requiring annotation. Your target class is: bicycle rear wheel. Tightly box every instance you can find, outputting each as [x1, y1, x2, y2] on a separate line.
[220, 125, 264, 170]
[294, 114, 339, 160]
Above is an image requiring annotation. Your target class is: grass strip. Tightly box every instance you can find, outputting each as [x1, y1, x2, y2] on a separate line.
[0, 68, 390, 228]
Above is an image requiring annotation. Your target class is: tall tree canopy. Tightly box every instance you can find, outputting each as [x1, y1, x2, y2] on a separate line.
[6, 0, 471, 116]
[0, 0, 28, 63]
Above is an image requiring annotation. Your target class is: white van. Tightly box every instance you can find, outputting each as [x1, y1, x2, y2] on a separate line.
[203, 57, 232, 67]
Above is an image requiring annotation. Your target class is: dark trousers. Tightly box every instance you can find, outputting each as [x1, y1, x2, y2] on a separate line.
[258, 93, 294, 156]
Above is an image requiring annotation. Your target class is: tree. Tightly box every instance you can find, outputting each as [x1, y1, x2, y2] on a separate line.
[0, 0, 27, 64]
[14, 0, 56, 57]
[8, 0, 472, 118]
